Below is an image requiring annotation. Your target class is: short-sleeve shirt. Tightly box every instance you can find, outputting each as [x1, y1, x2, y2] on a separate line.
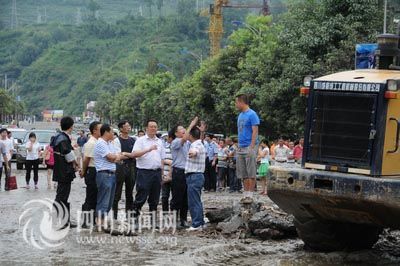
[293, 145, 303, 160]
[132, 135, 166, 170]
[77, 136, 88, 147]
[0, 138, 13, 161]
[227, 145, 237, 169]
[204, 141, 218, 160]
[0, 142, 6, 163]
[94, 138, 117, 172]
[170, 138, 190, 169]
[185, 140, 206, 174]
[237, 108, 260, 148]
[26, 141, 40, 160]
[274, 145, 289, 162]
[217, 147, 228, 168]
[84, 136, 97, 168]
[260, 147, 270, 164]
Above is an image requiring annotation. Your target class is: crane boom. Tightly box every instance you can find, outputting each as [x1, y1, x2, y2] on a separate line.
[208, 0, 269, 57]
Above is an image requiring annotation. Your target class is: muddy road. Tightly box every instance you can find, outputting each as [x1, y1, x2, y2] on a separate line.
[0, 166, 399, 265]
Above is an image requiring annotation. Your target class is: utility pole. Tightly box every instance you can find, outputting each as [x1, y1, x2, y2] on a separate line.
[44, 7, 47, 23]
[11, 0, 18, 29]
[384, 0, 387, 34]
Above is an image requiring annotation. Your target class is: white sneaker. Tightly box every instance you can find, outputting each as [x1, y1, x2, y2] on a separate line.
[186, 226, 203, 232]
[240, 196, 254, 204]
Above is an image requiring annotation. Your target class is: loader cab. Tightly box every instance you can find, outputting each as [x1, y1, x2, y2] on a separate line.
[301, 34, 400, 176]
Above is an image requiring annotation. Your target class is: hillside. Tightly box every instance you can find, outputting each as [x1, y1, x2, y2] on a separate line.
[0, 0, 287, 28]
[0, 0, 288, 115]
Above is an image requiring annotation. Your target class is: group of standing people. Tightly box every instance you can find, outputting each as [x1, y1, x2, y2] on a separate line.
[48, 93, 268, 232]
[50, 116, 208, 232]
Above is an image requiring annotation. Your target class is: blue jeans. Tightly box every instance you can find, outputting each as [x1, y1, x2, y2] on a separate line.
[186, 173, 205, 228]
[96, 171, 116, 218]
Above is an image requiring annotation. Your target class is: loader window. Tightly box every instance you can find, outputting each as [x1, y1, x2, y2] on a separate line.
[308, 91, 378, 168]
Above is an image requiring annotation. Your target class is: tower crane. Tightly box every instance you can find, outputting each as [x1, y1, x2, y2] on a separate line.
[207, 0, 269, 57]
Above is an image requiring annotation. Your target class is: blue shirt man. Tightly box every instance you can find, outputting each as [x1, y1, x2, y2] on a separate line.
[235, 94, 260, 203]
[171, 138, 190, 169]
[237, 108, 260, 148]
[204, 139, 218, 160]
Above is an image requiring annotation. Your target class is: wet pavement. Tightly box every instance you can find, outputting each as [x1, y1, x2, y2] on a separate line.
[1, 167, 400, 265]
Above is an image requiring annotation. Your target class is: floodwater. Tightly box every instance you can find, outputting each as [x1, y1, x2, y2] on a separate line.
[1, 167, 400, 265]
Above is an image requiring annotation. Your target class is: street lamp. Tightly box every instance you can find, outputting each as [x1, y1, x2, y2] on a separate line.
[231, 20, 261, 37]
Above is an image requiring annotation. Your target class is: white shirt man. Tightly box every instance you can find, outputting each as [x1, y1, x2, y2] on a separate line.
[0, 132, 13, 162]
[132, 135, 166, 170]
[127, 120, 166, 216]
[274, 145, 290, 163]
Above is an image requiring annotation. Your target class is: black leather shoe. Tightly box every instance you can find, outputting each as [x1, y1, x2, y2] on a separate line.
[69, 221, 78, 228]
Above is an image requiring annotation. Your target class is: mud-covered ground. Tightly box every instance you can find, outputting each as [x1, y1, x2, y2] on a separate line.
[1, 166, 400, 265]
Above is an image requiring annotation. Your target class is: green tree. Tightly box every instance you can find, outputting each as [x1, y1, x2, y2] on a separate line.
[87, 0, 101, 18]
[94, 91, 113, 123]
[110, 72, 174, 129]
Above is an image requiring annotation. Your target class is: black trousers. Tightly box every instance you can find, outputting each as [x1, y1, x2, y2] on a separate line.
[25, 159, 39, 185]
[204, 157, 217, 191]
[171, 167, 188, 222]
[82, 167, 97, 213]
[228, 167, 242, 191]
[54, 181, 72, 225]
[113, 162, 136, 219]
[55, 182, 71, 205]
[133, 169, 161, 215]
[161, 181, 172, 212]
[217, 167, 228, 188]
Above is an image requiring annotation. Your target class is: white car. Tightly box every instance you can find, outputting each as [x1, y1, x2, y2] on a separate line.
[6, 128, 27, 162]
[16, 130, 56, 170]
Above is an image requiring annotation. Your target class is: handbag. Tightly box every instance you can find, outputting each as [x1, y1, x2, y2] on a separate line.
[45, 147, 51, 161]
[5, 175, 18, 191]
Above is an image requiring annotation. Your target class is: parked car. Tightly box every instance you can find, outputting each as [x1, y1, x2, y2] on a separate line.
[16, 130, 56, 170]
[7, 128, 27, 162]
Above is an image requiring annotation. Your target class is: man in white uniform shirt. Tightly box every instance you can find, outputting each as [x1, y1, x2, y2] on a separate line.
[274, 138, 290, 163]
[123, 120, 166, 220]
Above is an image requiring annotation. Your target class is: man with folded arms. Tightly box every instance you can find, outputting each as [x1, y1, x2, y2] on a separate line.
[94, 124, 123, 229]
